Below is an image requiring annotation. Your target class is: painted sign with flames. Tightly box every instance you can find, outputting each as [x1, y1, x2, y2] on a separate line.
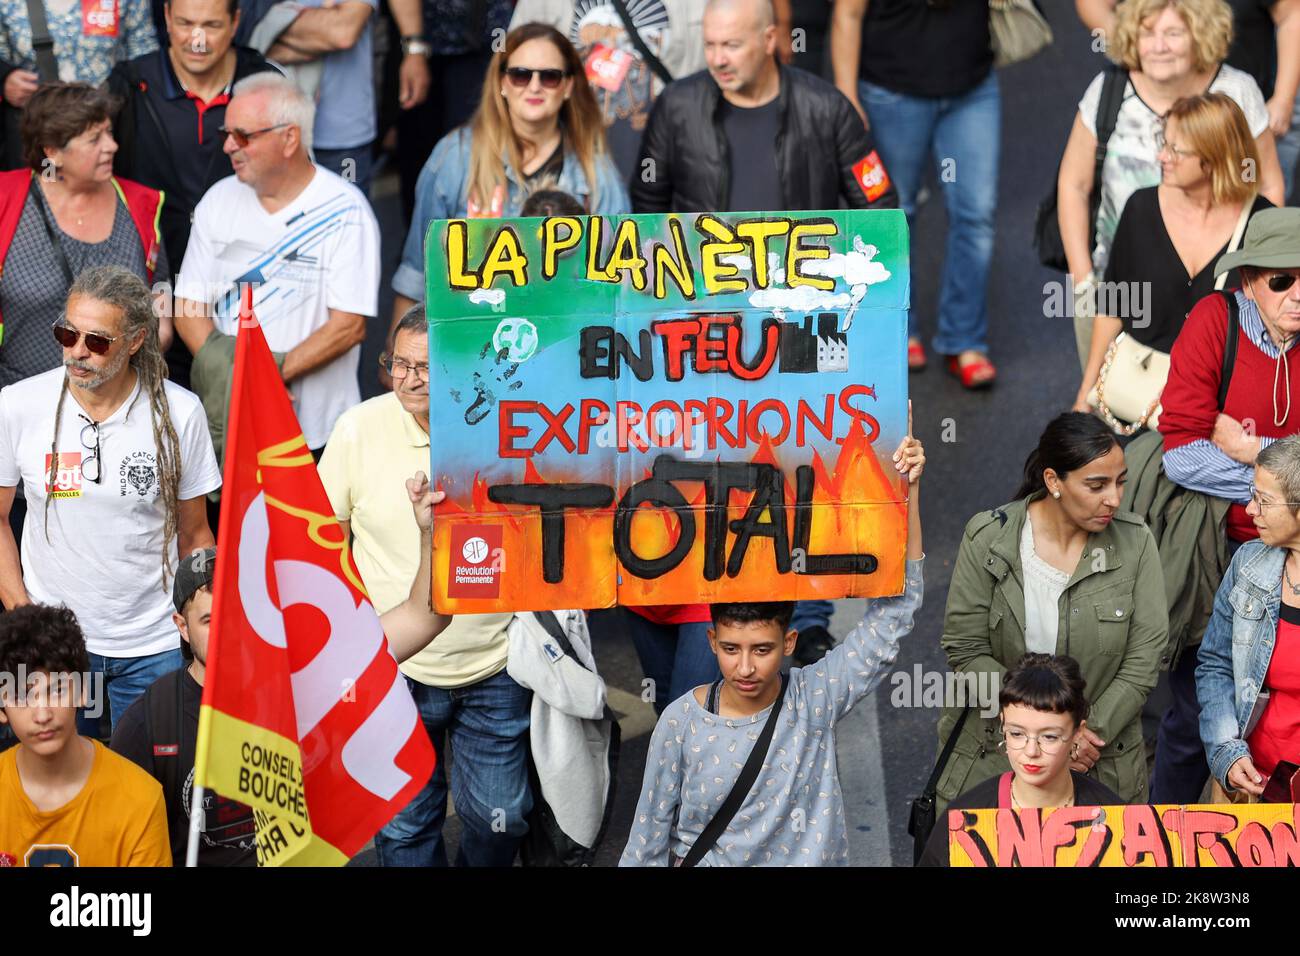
[425, 209, 909, 612]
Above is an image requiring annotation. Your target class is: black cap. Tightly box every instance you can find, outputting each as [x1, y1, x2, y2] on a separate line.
[173, 548, 217, 613]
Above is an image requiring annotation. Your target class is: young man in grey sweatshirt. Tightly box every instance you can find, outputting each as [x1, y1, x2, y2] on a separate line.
[621, 425, 926, 866]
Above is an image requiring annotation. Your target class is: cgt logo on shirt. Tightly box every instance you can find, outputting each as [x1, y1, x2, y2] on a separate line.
[43, 453, 83, 499]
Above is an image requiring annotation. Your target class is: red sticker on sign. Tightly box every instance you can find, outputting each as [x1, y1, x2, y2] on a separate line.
[852, 150, 891, 203]
[447, 524, 504, 598]
[82, 0, 119, 37]
[585, 43, 633, 92]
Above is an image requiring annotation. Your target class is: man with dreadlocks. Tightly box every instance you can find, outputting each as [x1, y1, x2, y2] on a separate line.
[0, 265, 222, 733]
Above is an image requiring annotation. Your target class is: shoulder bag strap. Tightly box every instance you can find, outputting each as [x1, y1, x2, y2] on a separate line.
[1092, 67, 1126, 181]
[1214, 198, 1254, 293]
[24, 0, 60, 83]
[922, 706, 972, 801]
[608, 0, 674, 87]
[680, 673, 789, 868]
[1217, 290, 1239, 411]
[32, 184, 75, 287]
[997, 771, 1015, 809]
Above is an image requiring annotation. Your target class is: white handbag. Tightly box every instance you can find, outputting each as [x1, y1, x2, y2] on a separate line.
[1087, 197, 1253, 436]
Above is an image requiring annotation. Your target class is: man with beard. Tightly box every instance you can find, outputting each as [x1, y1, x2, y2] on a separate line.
[0, 266, 221, 732]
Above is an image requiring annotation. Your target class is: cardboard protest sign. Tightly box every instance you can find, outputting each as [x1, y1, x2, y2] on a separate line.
[426, 210, 909, 612]
[948, 804, 1300, 867]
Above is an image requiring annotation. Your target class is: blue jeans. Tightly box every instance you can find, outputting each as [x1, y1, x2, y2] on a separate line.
[84, 648, 184, 735]
[614, 609, 721, 715]
[1277, 99, 1300, 203]
[791, 600, 834, 632]
[313, 143, 374, 199]
[859, 72, 1000, 355]
[374, 669, 532, 867]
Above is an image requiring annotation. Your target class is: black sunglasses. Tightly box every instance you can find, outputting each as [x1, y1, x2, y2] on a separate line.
[218, 123, 289, 148]
[1264, 273, 1300, 294]
[53, 322, 117, 355]
[503, 66, 569, 89]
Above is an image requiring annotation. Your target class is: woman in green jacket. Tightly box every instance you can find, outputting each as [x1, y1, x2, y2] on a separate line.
[934, 413, 1167, 810]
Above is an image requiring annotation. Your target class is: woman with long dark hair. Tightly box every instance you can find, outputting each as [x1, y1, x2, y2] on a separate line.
[929, 412, 1167, 811]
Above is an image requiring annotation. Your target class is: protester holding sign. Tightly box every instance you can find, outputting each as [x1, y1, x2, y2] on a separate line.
[918, 653, 1121, 867]
[389, 22, 629, 345]
[620, 420, 924, 866]
[1197, 435, 1300, 799]
[934, 413, 1166, 811]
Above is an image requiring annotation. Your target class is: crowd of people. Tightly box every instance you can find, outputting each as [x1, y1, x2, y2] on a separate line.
[0, 0, 1298, 869]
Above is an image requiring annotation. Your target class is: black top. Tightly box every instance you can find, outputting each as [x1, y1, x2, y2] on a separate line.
[1104, 188, 1274, 353]
[524, 140, 565, 190]
[1225, 0, 1279, 99]
[111, 668, 257, 867]
[859, 0, 992, 98]
[109, 47, 280, 278]
[917, 770, 1123, 867]
[720, 97, 783, 212]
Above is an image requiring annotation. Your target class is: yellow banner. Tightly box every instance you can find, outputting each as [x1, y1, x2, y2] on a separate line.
[196, 706, 347, 867]
[949, 803, 1300, 867]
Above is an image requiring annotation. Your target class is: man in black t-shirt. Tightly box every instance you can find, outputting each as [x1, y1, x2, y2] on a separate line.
[111, 548, 258, 867]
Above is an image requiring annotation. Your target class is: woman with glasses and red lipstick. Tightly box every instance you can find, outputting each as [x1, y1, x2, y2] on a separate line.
[1153, 207, 1300, 803]
[1198, 435, 1300, 803]
[931, 413, 1167, 815]
[389, 22, 629, 344]
[0, 83, 167, 393]
[918, 653, 1122, 867]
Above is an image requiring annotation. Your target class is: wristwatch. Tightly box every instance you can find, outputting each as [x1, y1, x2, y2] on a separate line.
[401, 35, 432, 57]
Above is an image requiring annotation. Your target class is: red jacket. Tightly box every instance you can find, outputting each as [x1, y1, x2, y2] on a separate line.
[0, 168, 164, 345]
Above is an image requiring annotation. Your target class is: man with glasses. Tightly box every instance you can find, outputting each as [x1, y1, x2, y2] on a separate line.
[172, 71, 380, 468]
[1154, 206, 1300, 802]
[318, 305, 529, 867]
[0, 266, 220, 732]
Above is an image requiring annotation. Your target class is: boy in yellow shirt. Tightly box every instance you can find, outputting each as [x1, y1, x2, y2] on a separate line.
[0, 605, 170, 867]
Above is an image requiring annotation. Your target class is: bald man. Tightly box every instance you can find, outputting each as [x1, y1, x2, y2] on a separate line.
[630, 0, 896, 214]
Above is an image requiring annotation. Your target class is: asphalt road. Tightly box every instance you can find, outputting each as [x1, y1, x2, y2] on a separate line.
[351, 11, 1103, 867]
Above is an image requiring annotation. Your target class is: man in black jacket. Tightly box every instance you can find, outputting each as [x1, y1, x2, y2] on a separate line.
[630, 0, 896, 215]
[108, 0, 278, 387]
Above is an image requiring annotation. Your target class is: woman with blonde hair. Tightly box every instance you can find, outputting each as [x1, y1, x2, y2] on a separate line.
[1073, 93, 1273, 429]
[390, 22, 629, 326]
[1057, 0, 1284, 368]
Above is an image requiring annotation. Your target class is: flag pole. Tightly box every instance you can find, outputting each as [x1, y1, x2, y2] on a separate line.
[185, 784, 204, 867]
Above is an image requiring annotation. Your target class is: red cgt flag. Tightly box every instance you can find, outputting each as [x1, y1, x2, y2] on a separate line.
[194, 287, 435, 865]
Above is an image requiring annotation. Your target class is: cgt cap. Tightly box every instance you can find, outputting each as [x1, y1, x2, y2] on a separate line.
[173, 547, 217, 614]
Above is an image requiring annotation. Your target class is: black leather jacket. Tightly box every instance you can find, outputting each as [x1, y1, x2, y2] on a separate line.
[631, 63, 899, 214]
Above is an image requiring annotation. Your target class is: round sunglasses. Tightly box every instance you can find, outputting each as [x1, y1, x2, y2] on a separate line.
[502, 66, 569, 89]
[52, 321, 118, 355]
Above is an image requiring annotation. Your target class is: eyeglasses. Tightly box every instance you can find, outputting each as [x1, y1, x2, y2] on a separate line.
[379, 354, 429, 381]
[52, 322, 117, 355]
[1261, 273, 1300, 294]
[1154, 129, 1196, 160]
[218, 123, 289, 148]
[1248, 484, 1300, 509]
[79, 415, 101, 484]
[503, 66, 569, 89]
[999, 728, 1069, 754]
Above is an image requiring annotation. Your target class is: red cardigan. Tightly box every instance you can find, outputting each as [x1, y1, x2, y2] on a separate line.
[0, 168, 163, 346]
[1160, 292, 1300, 540]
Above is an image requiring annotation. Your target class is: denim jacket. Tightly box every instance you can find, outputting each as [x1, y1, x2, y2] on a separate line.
[391, 126, 631, 300]
[1196, 540, 1286, 789]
